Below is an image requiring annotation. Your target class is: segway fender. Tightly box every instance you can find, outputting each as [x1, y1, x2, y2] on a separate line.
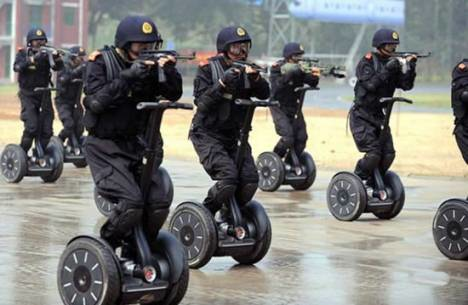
[148, 167, 174, 206]
[244, 200, 270, 241]
[154, 230, 186, 284]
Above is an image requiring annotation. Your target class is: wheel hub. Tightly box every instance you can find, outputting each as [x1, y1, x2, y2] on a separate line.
[337, 190, 350, 206]
[447, 221, 462, 240]
[180, 225, 195, 246]
[261, 167, 271, 177]
[73, 265, 92, 293]
[6, 158, 14, 170]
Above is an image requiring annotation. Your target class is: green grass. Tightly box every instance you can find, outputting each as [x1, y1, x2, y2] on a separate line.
[0, 84, 17, 95]
[344, 93, 450, 108]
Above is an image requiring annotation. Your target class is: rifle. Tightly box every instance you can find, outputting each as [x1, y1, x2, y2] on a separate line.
[390, 51, 431, 73]
[292, 58, 347, 78]
[137, 50, 196, 82]
[231, 60, 268, 89]
[27, 45, 66, 69]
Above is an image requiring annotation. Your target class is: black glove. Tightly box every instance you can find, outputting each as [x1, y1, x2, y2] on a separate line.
[385, 58, 401, 74]
[221, 68, 241, 92]
[120, 61, 149, 81]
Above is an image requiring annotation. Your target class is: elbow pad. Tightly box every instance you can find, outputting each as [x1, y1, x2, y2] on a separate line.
[461, 91, 468, 103]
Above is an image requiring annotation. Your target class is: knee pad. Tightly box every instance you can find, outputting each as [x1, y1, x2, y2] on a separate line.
[144, 204, 170, 236]
[109, 207, 143, 237]
[63, 119, 75, 130]
[147, 167, 174, 207]
[236, 182, 258, 206]
[205, 181, 237, 213]
[355, 152, 381, 179]
[380, 152, 395, 173]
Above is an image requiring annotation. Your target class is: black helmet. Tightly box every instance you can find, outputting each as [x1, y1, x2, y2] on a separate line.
[26, 28, 47, 45]
[216, 26, 252, 53]
[69, 46, 86, 57]
[114, 16, 162, 49]
[372, 28, 400, 48]
[283, 42, 305, 58]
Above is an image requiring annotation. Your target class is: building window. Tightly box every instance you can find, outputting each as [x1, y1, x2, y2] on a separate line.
[5, 3, 12, 35]
[63, 7, 76, 26]
[29, 5, 43, 28]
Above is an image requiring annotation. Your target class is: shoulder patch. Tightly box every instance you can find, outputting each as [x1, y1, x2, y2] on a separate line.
[365, 53, 372, 60]
[458, 63, 466, 71]
[88, 50, 101, 62]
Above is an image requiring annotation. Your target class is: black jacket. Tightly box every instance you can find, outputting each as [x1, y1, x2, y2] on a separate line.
[452, 59, 468, 127]
[13, 47, 63, 92]
[83, 46, 182, 139]
[192, 55, 270, 138]
[269, 60, 319, 116]
[56, 60, 86, 103]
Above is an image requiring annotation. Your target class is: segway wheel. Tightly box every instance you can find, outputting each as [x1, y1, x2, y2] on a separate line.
[49, 136, 65, 154]
[232, 201, 272, 265]
[327, 172, 367, 221]
[433, 199, 468, 260]
[372, 171, 405, 220]
[290, 152, 317, 191]
[94, 187, 116, 217]
[1, 144, 27, 183]
[57, 237, 120, 305]
[256, 152, 285, 192]
[41, 138, 64, 183]
[168, 202, 217, 269]
[149, 231, 190, 305]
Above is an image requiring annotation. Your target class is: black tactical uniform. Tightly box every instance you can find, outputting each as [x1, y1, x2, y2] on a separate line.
[83, 16, 182, 246]
[190, 26, 270, 214]
[13, 28, 63, 153]
[270, 42, 319, 158]
[350, 29, 416, 181]
[55, 46, 87, 144]
[451, 59, 468, 164]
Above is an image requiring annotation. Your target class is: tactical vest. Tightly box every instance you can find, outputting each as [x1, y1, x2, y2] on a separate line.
[452, 59, 468, 123]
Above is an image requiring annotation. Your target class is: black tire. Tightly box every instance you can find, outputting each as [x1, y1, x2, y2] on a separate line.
[50, 136, 65, 154]
[1, 144, 27, 183]
[168, 202, 217, 269]
[372, 171, 405, 220]
[232, 201, 272, 265]
[150, 232, 190, 305]
[41, 138, 64, 183]
[256, 152, 285, 192]
[57, 237, 121, 305]
[73, 159, 88, 168]
[433, 198, 468, 260]
[94, 187, 116, 217]
[290, 152, 317, 191]
[327, 172, 367, 221]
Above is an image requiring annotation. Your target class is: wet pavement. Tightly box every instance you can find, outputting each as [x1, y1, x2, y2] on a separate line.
[0, 159, 467, 305]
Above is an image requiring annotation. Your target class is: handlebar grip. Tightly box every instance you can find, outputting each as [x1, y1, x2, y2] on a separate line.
[379, 97, 413, 104]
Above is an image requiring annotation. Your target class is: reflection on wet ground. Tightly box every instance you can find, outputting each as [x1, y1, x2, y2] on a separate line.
[0, 159, 467, 305]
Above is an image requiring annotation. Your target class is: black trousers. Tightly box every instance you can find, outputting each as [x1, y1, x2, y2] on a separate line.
[19, 91, 54, 153]
[55, 98, 84, 143]
[190, 128, 258, 212]
[455, 124, 468, 164]
[350, 106, 395, 180]
[270, 106, 308, 158]
[84, 135, 164, 245]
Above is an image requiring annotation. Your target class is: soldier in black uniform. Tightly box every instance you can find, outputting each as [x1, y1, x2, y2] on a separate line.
[13, 28, 63, 154]
[269, 42, 320, 158]
[55, 46, 87, 146]
[190, 26, 270, 216]
[350, 29, 417, 183]
[451, 59, 468, 164]
[83, 16, 182, 246]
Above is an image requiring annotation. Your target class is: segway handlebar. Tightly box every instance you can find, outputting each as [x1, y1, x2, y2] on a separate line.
[379, 97, 413, 105]
[294, 85, 320, 93]
[136, 101, 194, 111]
[33, 87, 57, 92]
[235, 99, 279, 107]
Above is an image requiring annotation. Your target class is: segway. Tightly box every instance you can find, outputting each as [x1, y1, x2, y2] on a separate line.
[168, 98, 274, 269]
[1, 86, 63, 183]
[57, 100, 191, 305]
[257, 85, 317, 192]
[433, 197, 468, 260]
[51, 79, 87, 168]
[326, 96, 412, 221]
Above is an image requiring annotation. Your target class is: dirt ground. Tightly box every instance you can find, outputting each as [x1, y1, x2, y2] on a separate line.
[1, 92, 466, 177]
